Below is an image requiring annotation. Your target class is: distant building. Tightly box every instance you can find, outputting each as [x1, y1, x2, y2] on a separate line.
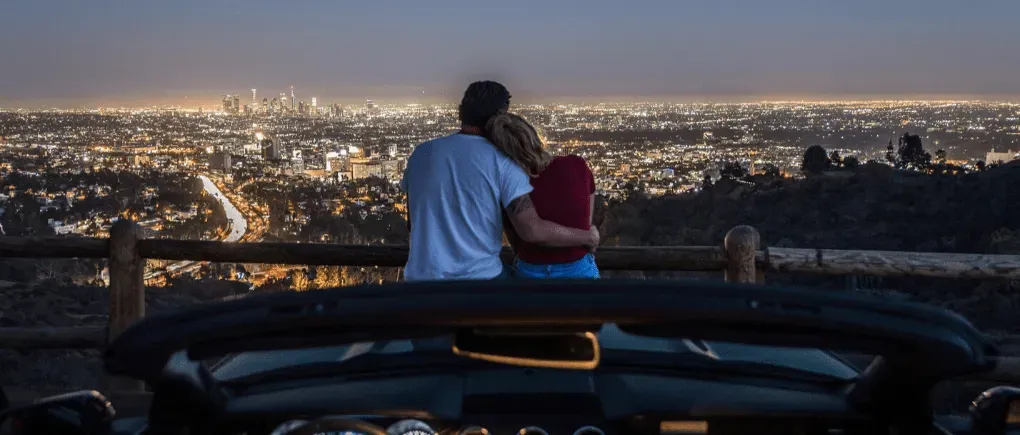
[261, 138, 282, 161]
[325, 151, 347, 173]
[209, 152, 231, 172]
[380, 159, 401, 180]
[986, 149, 1017, 165]
[351, 158, 382, 179]
[47, 219, 76, 235]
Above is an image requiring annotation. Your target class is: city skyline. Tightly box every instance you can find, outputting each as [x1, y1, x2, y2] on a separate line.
[2, 1, 1019, 108]
[6, 92, 1020, 111]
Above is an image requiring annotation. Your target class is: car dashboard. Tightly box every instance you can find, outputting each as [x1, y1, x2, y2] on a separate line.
[108, 367, 926, 435]
[246, 415, 893, 435]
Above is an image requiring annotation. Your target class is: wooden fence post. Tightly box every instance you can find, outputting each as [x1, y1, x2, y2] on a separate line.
[104, 219, 145, 393]
[724, 225, 760, 284]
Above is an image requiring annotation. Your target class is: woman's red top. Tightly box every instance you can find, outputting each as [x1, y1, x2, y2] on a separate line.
[511, 155, 595, 264]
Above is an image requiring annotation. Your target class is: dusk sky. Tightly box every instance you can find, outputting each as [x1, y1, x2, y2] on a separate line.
[2, 0, 1018, 107]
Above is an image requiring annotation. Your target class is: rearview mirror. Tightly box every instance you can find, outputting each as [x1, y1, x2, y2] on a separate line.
[970, 386, 1020, 435]
[452, 328, 600, 370]
[2, 390, 114, 435]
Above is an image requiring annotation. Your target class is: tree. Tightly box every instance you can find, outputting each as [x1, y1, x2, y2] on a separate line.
[842, 156, 860, 169]
[762, 164, 781, 178]
[719, 161, 748, 180]
[314, 265, 342, 288]
[935, 149, 947, 165]
[886, 139, 897, 166]
[976, 160, 987, 171]
[801, 145, 831, 174]
[894, 133, 932, 171]
[289, 269, 312, 291]
[829, 150, 842, 168]
[701, 173, 713, 189]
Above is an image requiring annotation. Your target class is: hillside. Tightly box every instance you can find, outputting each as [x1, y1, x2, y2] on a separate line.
[600, 163, 1020, 330]
[0, 279, 244, 391]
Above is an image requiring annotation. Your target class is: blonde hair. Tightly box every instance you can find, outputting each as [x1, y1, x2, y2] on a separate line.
[486, 112, 553, 177]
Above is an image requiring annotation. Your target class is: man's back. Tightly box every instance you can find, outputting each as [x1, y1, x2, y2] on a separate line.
[401, 133, 532, 281]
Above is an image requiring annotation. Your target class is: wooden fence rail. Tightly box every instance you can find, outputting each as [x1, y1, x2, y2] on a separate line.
[5, 229, 1019, 278]
[2, 222, 1020, 393]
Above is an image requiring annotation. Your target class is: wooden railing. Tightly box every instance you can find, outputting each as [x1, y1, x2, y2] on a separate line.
[2, 221, 1020, 392]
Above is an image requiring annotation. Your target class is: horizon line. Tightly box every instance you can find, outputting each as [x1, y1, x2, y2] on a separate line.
[3, 93, 1020, 110]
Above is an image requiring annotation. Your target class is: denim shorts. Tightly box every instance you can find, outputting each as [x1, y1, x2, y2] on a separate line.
[514, 253, 600, 279]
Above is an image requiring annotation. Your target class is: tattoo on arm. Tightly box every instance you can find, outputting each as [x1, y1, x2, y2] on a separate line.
[506, 194, 534, 217]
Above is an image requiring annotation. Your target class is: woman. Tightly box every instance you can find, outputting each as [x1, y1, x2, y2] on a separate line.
[487, 112, 600, 279]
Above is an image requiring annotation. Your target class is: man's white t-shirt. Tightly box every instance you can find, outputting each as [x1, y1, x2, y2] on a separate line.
[400, 133, 532, 281]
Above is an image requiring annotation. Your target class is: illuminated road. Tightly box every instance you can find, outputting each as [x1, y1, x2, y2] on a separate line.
[199, 175, 247, 242]
[143, 174, 249, 281]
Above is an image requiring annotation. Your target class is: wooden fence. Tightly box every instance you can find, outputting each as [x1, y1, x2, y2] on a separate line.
[2, 220, 1020, 393]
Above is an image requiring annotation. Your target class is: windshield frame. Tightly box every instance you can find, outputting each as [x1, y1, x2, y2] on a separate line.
[210, 333, 861, 385]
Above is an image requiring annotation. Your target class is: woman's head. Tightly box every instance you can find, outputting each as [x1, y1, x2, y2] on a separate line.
[486, 113, 553, 177]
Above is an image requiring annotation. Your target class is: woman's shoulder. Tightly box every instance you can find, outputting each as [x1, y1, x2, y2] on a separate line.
[552, 154, 589, 167]
[540, 155, 591, 182]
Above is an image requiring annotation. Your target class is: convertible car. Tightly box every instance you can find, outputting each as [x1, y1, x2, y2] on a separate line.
[3, 279, 1020, 435]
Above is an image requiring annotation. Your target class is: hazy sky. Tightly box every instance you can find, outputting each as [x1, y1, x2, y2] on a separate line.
[2, 0, 1018, 107]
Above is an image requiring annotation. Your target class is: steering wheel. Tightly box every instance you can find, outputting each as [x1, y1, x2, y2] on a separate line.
[281, 416, 389, 435]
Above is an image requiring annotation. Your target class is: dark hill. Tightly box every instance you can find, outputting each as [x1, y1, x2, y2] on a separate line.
[604, 163, 1019, 252]
[601, 163, 1020, 331]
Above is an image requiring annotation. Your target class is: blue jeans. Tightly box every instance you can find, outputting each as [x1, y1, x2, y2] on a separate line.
[514, 253, 600, 279]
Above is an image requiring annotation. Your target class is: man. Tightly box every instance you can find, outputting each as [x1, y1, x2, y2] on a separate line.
[401, 81, 598, 281]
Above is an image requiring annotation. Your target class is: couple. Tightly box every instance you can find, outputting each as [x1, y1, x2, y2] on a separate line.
[401, 80, 600, 281]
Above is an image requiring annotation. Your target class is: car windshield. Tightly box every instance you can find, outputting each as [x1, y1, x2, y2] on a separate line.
[210, 323, 860, 382]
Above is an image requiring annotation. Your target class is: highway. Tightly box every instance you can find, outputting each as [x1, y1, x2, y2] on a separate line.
[199, 175, 247, 242]
[143, 174, 252, 281]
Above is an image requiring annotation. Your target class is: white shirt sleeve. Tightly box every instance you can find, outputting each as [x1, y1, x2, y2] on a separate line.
[498, 158, 533, 208]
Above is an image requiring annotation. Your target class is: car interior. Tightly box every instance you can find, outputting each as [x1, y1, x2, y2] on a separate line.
[1, 279, 1018, 435]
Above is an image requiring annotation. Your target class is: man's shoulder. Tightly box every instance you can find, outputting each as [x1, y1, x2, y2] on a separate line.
[414, 134, 497, 157]
[430, 132, 489, 146]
